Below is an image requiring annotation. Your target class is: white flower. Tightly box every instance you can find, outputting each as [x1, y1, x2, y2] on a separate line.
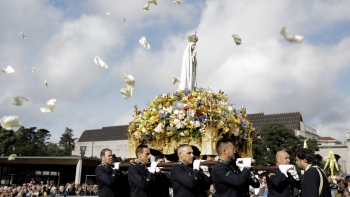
[165, 106, 173, 113]
[176, 123, 183, 129]
[190, 121, 195, 125]
[142, 128, 147, 133]
[227, 106, 233, 111]
[12, 96, 29, 106]
[139, 36, 150, 49]
[178, 113, 185, 120]
[40, 99, 56, 113]
[1, 65, 15, 74]
[174, 119, 180, 125]
[0, 115, 21, 130]
[180, 132, 185, 136]
[280, 27, 303, 43]
[158, 104, 162, 109]
[195, 121, 201, 128]
[174, 109, 180, 115]
[94, 56, 108, 69]
[154, 123, 162, 133]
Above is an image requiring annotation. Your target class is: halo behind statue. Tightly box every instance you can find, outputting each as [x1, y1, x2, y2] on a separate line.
[127, 88, 256, 159]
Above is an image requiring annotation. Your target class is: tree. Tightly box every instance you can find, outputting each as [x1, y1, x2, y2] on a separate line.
[59, 127, 77, 156]
[253, 123, 309, 166]
[45, 142, 61, 156]
[0, 125, 16, 155]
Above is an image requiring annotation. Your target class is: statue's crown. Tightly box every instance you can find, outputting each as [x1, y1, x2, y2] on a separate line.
[187, 32, 198, 43]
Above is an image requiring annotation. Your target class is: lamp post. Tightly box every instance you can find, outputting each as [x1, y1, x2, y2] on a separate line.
[80, 146, 86, 157]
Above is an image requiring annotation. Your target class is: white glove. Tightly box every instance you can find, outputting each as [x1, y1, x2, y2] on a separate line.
[236, 158, 244, 171]
[287, 166, 300, 181]
[113, 162, 120, 170]
[150, 162, 158, 173]
[193, 160, 204, 171]
[279, 165, 293, 177]
[155, 167, 161, 172]
[242, 158, 252, 168]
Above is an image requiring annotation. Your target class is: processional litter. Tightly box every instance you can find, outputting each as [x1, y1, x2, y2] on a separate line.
[126, 33, 257, 168]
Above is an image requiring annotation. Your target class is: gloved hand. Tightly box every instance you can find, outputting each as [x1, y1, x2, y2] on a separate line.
[193, 160, 205, 171]
[113, 162, 120, 170]
[150, 162, 159, 173]
[279, 165, 293, 177]
[236, 158, 244, 171]
[287, 166, 300, 181]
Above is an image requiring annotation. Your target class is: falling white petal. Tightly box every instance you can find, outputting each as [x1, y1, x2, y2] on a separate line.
[94, 56, 108, 69]
[40, 99, 56, 113]
[280, 27, 303, 43]
[148, 0, 157, 5]
[172, 75, 181, 84]
[1, 65, 15, 74]
[0, 115, 21, 130]
[8, 154, 17, 160]
[122, 72, 135, 87]
[31, 67, 38, 73]
[45, 80, 49, 88]
[139, 36, 151, 49]
[120, 84, 133, 99]
[12, 96, 29, 106]
[19, 32, 27, 40]
[173, 0, 182, 5]
[232, 34, 241, 45]
[106, 13, 110, 15]
[143, 3, 150, 11]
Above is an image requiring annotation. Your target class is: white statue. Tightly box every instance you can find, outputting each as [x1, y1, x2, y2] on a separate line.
[179, 33, 198, 91]
[347, 129, 350, 140]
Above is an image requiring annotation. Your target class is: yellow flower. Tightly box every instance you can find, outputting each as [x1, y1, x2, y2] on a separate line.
[184, 130, 189, 136]
[191, 91, 198, 97]
[166, 132, 172, 136]
[143, 111, 150, 119]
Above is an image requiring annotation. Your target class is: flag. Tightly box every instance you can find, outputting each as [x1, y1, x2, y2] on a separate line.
[324, 149, 339, 182]
[303, 139, 308, 148]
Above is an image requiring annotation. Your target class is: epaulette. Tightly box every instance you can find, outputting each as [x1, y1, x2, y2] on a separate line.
[178, 161, 189, 166]
[268, 173, 276, 178]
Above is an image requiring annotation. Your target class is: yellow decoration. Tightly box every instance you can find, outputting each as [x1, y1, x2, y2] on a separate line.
[303, 139, 308, 148]
[324, 149, 339, 182]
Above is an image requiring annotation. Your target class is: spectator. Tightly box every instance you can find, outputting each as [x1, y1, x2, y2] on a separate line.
[257, 175, 268, 196]
[79, 184, 90, 196]
[50, 187, 57, 197]
[88, 186, 94, 196]
[56, 186, 68, 196]
[92, 185, 99, 196]
[74, 183, 81, 195]
[206, 184, 216, 197]
[337, 179, 347, 196]
[66, 184, 75, 195]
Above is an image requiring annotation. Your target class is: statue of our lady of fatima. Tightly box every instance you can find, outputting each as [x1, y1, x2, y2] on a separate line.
[179, 32, 198, 91]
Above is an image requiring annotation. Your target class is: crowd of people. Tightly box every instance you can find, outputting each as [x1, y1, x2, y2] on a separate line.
[0, 181, 99, 197]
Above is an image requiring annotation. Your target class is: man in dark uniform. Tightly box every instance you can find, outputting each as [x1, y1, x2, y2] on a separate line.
[295, 148, 331, 197]
[128, 144, 155, 197]
[211, 139, 251, 197]
[95, 148, 124, 197]
[150, 155, 171, 197]
[266, 150, 301, 197]
[170, 144, 211, 197]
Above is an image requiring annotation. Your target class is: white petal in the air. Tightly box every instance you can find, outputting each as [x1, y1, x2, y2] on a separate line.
[19, 32, 27, 40]
[232, 34, 241, 45]
[139, 36, 151, 49]
[106, 13, 110, 15]
[0, 115, 21, 130]
[1, 65, 15, 74]
[94, 56, 108, 69]
[148, 0, 157, 5]
[12, 96, 29, 106]
[120, 84, 134, 99]
[31, 67, 38, 73]
[8, 154, 17, 160]
[45, 80, 49, 87]
[122, 72, 135, 87]
[143, 4, 150, 11]
[172, 75, 181, 84]
[40, 99, 56, 113]
[173, 0, 182, 5]
[280, 27, 303, 43]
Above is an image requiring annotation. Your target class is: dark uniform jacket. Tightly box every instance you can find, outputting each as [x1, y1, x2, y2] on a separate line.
[301, 165, 331, 197]
[128, 160, 155, 197]
[266, 167, 301, 197]
[242, 175, 260, 197]
[95, 163, 124, 197]
[150, 171, 171, 197]
[170, 161, 211, 197]
[211, 160, 250, 197]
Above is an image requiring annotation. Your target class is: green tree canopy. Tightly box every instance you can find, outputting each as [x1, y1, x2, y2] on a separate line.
[252, 123, 319, 166]
[59, 127, 77, 156]
[0, 125, 16, 155]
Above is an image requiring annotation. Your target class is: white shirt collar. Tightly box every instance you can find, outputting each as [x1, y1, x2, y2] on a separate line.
[305, 164, 312, 171]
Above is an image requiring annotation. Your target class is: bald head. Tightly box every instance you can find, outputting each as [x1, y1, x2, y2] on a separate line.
[276, 151, 290, 165]
[177, 144, 194, 164]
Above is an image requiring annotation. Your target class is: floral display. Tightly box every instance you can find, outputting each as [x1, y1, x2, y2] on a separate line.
[127, 88, 256, 154]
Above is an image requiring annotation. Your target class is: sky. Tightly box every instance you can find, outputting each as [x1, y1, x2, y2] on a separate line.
[1, 0, 350, 143]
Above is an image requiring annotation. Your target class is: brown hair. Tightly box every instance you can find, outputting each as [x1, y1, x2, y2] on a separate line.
[100, 148, 112, 158]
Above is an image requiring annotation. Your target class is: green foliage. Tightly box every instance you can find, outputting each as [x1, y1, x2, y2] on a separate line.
[0, 125, 16, 154]
[252, 123, 319, 166]
[59, 127, 77, 156]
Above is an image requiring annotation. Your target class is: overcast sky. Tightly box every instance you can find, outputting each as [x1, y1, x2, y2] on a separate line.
[1, 0, 350, 143]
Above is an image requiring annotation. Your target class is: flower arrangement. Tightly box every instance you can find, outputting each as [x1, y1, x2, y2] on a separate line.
[127, 88, 256, 153]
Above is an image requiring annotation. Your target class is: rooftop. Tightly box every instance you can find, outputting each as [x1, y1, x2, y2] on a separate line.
[78, 125, 128, 142]
[317, 136, 337, 141]
[247, 112, 303, 132]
